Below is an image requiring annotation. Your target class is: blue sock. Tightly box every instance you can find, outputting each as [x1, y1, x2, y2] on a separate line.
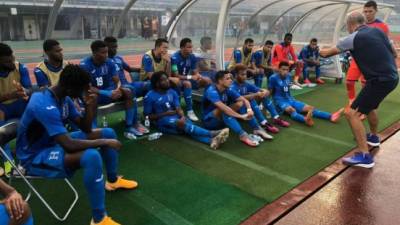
[183, 87, 193, 111]
[100, 128, 118, 183]
[132, 97, 138, 125]
[250, 100, 267, 124]
[263, 97, 279, 119]
[189, 135, 211, 144]
[80, 149, 106, 223]
[184, 122, 212, 137]
[125, 107, 135, 128]
[290, 111, 305, 123]
[222, 113, 245, 136]
[312, 109, 331, 120]
[239, 106, 260, 129]
[254, 75, 263, 88]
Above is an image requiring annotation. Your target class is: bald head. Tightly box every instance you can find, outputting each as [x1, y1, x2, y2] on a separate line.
[346, 11, 366, 33]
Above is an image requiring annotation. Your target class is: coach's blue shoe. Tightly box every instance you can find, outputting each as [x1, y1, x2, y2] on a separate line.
[342, 152, 375, 168]
[367, 133, 380, 147]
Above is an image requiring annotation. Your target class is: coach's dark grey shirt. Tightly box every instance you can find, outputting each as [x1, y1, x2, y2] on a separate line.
[337, 25, 398, 81]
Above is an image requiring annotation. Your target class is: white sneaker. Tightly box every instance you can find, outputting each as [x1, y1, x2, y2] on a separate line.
[124, 132, 137, 140]
[290, 84, 303, 90]
[187, 110, 199, 121]
[302, 83, 317, 88]
[254, 128, 273, 140]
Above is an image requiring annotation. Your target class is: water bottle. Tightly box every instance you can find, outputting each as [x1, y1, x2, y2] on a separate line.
[148, 132, 162, 141]
[102, 116, 108, 127]
[144, 116, 150, 128]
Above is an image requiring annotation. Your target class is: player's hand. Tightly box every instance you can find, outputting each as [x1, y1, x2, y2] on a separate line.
[111, 89, 122, 99]
[168, 77, 180, 86]
[4, 190, 25, 220]
[178, 116, 186, 124]
[103, 139, 122, 150]
[161, 53, 171, 62]
[83, 88, 98, 107]
[192, 74, 201, 81]
[247, 109, 254, 118]
[12, 80, 28, 100]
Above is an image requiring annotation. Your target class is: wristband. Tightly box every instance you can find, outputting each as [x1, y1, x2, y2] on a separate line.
[247, 108, 252, 112]
[187, 75, 192, 80]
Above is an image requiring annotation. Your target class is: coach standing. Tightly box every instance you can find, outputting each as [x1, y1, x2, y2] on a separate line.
[320, 11, 398, 168]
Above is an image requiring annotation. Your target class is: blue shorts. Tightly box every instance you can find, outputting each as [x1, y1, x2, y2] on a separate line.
[180, 80, 200, 90]
[275, 99, 306, 112]
[0, 99, 28, 120]
[202, 111, 224, 130]
[200, 71, 216, 82]
[25, 131, 88, 179]
[123, 81, 151, 97]
[0, 204, 33, 225]
[156, 115, 182, 134]
[97, 89, 114, 105]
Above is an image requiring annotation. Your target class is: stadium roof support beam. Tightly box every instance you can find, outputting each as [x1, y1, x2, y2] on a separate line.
[165, 0, 198, 39]
[216, 0, 232, 70]
[44, 0, 64, 40]
[262, 0, 327, 44]
[289, 3, 343, 34]
[113, 0, 138, 37]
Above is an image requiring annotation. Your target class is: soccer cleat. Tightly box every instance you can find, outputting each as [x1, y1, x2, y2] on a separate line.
[90, 216, 121, 225]
[105, 176, 138, 191]
[135, 122, 149, 134]
[273, 118, 290, 127]
[125, 127, 143, 137]
[303, 79, 311, 84]
[342, 152, 375, 168]
[254, 128, 273, 140]
[305, 110, 314, 127]
[261, 122, 279, 134]
[316, 78, 325, 84]
[367, 133, 380, 147]
[210, 129, 229, 150]
[240, 134, 259, 147]
[330, 108, 344, 123]
[290, 84, 303, 90]
[187, 110, 199, 121]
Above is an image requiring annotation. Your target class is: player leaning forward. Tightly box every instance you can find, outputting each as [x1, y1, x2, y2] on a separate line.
[320, 12, 398, 168]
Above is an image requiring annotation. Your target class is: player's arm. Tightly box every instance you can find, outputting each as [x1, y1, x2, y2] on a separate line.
[321, 33, 355, 58]
[319, 47, 341, 58]
[54, 134, 121, 154]
[289, 46, 298, 62]
[122, 58, 140, 73]
[71, 88, 98, 133]
[301, 49, 313, 64]
[214, 101, 246, 119]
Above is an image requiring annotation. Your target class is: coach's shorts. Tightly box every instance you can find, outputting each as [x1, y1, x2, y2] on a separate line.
[351, 78, 398, 114]
[0, 99, 28, 120]
[346, 60, 366, 82]
[275, 98, 306, 112]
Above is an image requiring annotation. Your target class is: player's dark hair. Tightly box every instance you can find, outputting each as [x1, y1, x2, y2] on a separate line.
[180, 38, 192, 48]
[364, 1, 378, 10]
[151, 71, 168, 89]
[279, 61, 290, 68]
[233, 65, 247, 74]
[90, 40, 107, 53]
[104, 36, 118, 43]
[43, 39, 60, 52]
[265, 40, 274, 46]
[0, 43, 13, 57]
[244, 38, 254, 44]
[215, 70, 231, 83]
[284, 33, 293, 39]
[310, 38, 318, 43]
[58, 64, 91, 91]
[155, 38, 169, 48]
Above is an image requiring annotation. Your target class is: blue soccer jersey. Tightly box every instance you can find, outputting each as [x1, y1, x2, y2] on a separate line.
[143, 89, 180, 117]
[110, 55, 130, 85]
[16, 89, 81, 164]
[230, 81, 260, 95]
[268, 73, 293, 101]
[34, 61, 63, 87]
[202, 84, 241, 117]
[251, 50, 271, 67]
[80, 57, 118, 90]
[171, 51, 197, 76]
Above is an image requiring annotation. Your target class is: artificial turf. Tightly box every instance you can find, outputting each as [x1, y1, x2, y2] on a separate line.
[6, 80, 400, 225]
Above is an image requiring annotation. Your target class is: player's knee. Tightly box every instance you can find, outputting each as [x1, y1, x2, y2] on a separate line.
[176, 119, 185, 129]
[0, 110, 4, 121]
[202, 77, 212, 85]
[183, 80, 191, 88]
[11, 201, 32, 225]
[102, 128, 117, 139]
[81, 149, 102, 167]
[344, 106, 357, 119]
[121, 87, 133, 99]
[285, 107, 295, 114]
